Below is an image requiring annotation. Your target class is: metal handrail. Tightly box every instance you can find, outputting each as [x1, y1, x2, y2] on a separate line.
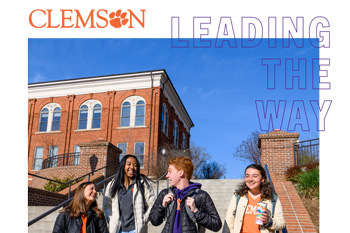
[264, 164, 288, 233]
[28, 172, 167, 226]
[148, 172, 168, 194]
[42, 152, 80, 169]
[29, 164, 112, 199]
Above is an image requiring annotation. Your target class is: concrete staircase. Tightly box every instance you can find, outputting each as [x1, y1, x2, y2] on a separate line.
[28, 179, 243, 233]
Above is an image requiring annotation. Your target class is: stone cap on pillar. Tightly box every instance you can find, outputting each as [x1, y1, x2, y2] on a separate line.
[258, 129, 300, 147]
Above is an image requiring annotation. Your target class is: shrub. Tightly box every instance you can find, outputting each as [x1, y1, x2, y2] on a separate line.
[305, 162, 319, 171]
[44, 175, 84, 193]
[297, 168, 319, 198]
[285, 165, 303, 183]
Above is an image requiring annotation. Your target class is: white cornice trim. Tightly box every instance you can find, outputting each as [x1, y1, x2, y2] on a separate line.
[28, 70, 194, 131]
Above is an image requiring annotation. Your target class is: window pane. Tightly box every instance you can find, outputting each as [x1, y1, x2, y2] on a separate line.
[49, 146, 58, 168]
[121, 106, 130, 117]
[135, 142, 144, 168]
[135, 116, 144, 126]
[117, 143, 127, 161]
[73, 146, 80, 165]
[78, 107, 88, 129]
[136, 105, 145, 115]
[121, 105, 130, 127]
[33, 147, 43, 170]
[92, 106, 101, 129]
[51, 110, 61, 131]
[39, 110, 49, 132]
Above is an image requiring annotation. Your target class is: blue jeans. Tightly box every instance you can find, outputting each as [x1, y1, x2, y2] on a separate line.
[119, 231, 136, 233]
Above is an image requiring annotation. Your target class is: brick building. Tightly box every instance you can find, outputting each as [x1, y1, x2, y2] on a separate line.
[28, 70, 194, 184]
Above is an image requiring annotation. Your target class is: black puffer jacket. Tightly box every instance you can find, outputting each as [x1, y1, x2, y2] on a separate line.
[52, 205, 109, 233]
[149, 188, 222, 233]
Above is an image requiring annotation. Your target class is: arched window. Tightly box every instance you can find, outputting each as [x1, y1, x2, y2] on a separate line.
[173, 120, 179, 147]
[39, 108, 49, 132]
[120, 96, 146, 127]
[161, 104, 168, 135]
[135, 100, 145, 126]
[78, 99, 102, 130]
[38, 103, 61, 132]
[92, 104, 102, 129]
[78, 105, 88, 129]
[120, 101, 131, 127]
[51, 107, 61, 131]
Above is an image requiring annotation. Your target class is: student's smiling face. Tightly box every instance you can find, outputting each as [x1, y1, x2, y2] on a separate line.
[245, 168, 264, 193]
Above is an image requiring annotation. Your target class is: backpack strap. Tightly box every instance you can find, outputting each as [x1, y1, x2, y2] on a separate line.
[271, 192, 278, 218]
[232, 194, 241, 217]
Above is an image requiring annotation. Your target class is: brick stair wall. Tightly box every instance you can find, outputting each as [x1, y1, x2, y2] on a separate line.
[270, 171, 318, 233]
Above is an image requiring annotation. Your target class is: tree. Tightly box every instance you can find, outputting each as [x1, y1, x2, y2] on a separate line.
[191, 142, 226, 179]
[196, 161, 226, 179]
[233, 130, 261, 164]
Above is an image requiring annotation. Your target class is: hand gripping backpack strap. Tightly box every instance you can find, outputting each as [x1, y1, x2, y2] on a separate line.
[184, 189, 203, 233]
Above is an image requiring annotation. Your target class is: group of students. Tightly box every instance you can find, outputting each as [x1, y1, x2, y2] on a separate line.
[52, 155, 286, 233]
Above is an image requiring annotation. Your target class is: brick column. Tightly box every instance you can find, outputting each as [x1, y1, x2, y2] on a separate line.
[259, 129, 299, 180]
[78, 139, 121, 177]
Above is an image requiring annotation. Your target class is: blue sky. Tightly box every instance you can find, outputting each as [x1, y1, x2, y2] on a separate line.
[28, 38, 320, 178]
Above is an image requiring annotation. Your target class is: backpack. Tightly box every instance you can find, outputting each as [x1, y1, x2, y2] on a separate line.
[233, 192, 279, 218]
[165, 188, 204, 233]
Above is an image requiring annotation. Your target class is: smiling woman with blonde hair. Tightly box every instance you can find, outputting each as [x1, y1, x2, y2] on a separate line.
[52, 181, 108, 233]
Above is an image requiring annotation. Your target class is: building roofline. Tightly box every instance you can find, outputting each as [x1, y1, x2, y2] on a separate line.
[28, 69, 194, 129]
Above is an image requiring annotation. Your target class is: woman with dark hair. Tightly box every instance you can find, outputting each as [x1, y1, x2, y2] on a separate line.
[103, 154, 155, 233]
[53, 182, 108, 233]
[223, 164, 285, 233]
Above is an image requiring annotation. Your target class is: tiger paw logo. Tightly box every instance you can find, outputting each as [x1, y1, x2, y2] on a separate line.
[109, 10, 129, 28]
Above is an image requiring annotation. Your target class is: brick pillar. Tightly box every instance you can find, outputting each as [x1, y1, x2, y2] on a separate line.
[259, 129, 299, 180]
[78, 139, 121, 178]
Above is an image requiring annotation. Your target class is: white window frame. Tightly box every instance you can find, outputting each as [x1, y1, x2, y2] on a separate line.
[77, 99, 102, 130]
[38, 103, 61, 132]
[119, 96, 146, 128]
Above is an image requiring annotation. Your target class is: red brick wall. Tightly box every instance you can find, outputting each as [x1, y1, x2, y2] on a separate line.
[28, 86, 191, 180]
[28, 187, 67, 206]
[30, 140, 120, 189]
[259, 129, 299, 180]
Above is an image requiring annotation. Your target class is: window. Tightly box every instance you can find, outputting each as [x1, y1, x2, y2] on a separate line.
[92, 104, 102, 128]
[39, 108, 49, 132]
[38, 103, 61, 132]
[33, 147, 44, 170]
[161, 104, 168, 135]
[120, 96, 146, 127]
[117, 143, 128, 161]
[134, 142, 145, 168]
[49, 146, 59, 167]
[51, 107, 61, 131]
[78, 100, 102, 130]
[73, 145, 80, 165]
[182, 133, 187, 149]
[173, 120, 179, 147]
[135, 100, 145, 126]
[120, 102, 131, 127]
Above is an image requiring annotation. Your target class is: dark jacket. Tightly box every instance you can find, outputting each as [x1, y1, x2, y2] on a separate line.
[149, 187, 222, 233]
[52, 205, 109, 233]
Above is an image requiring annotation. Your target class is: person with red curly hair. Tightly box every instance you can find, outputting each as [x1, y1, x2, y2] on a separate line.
[150, 156, 222, 233]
